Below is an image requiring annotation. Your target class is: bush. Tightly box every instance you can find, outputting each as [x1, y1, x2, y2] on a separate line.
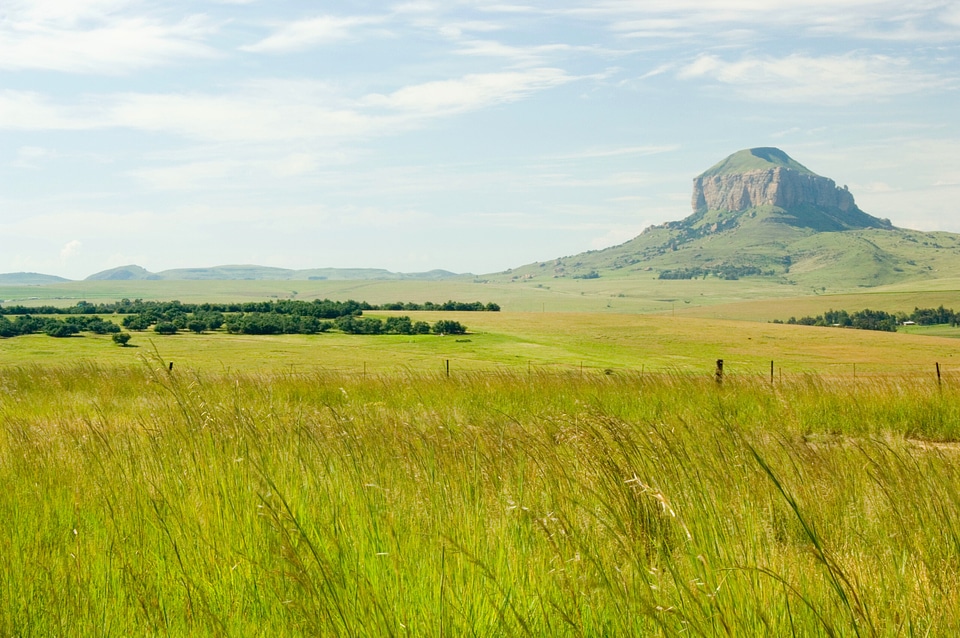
[88, 319, 121, 334]
[112, 333, 132, 346]
[413, 321, 431, 334]
[45, 323, 78, 338]
[432, 320, 467, 335]
[154, 322, 178, 335]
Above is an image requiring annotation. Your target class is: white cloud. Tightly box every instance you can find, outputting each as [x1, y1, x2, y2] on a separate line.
[0, 66, 574, 143]
[362, 68, 573, 115]
[677, 53, 950, 103]
[546, 144, 679, 161]
[578, 0, 960, 46]
[129, 152, 325, 190]
[0, 3, 217, 73]
[241, 15, 388, 53]
[60, 239, 82, 262]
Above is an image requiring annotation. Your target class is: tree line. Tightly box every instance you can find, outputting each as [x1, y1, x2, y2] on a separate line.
[774, 306, 960, 332]
[1, 308, 468, 339]
[0, 298, 499, 316]
[0, 315, 121, 338]
[658, 265, 771, 281]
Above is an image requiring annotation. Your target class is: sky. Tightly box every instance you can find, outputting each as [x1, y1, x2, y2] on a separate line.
[1, 0, 958, 279]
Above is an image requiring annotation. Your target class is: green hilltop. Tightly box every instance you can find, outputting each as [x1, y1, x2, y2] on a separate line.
[698, 147, 816, 178]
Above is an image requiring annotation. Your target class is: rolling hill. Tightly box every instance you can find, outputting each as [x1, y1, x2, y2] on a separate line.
[84, 265, 461, 282]
[498, 147, 960, 291]
[0, 272, 71, 285]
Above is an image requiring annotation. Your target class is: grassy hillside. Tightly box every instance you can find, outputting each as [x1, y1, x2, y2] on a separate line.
[495, 213, 960, 291]
[698, 147, 816, 177]
[0, 272, 71, 285]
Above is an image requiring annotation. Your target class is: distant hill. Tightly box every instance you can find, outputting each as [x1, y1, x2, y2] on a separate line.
[85, 264, 461, 282]
[498, 147, 960, 290]
[0, 272, 72, 285]
[85, 265, 161, 281]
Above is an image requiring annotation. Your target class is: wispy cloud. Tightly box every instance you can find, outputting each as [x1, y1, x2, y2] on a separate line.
[361, 68, 573, 115]
[0, 66, 574, 143]
[241, 15, 389, 53]
[0, 2, 216, 73]
[580, 0, 960, 45]
[677, 53, 952, 103]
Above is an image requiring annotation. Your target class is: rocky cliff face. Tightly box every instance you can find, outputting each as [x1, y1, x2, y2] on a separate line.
[692, 167, 857, 214]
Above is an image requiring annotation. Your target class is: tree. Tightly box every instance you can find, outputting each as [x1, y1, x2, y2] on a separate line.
[45, 322, 78, 338]
[112, 333, 132, 347]
[413, 321, 431, 334]
[187, 319, 206, 334]
[154, 322, 178, 335]
[432, 320, 467, 335]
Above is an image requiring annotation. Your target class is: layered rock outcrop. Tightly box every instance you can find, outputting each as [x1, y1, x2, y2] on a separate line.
[692, 167, 857, 214]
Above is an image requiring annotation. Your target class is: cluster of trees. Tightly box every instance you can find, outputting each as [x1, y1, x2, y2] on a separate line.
[0, 314, 121, 338]
[333, 316, 465, 335]
[0, 310, 468, 339]
[658, 265, 770, 281]
[374, 301, 499, 312]
[218, 314, 466, 336]
[775, 306, 960, 332]
[2, 298, 499, 316]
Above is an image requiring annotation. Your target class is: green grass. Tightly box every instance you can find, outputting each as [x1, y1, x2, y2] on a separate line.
[3, 364, 960, 634]
[4, 311, 960, 376]
[698, 147, 816, 177]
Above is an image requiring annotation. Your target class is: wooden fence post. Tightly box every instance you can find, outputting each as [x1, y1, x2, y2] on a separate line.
[715, 359, 724, 384]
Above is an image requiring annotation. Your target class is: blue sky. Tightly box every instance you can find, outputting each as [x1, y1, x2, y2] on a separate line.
[1, 0, 958, 279]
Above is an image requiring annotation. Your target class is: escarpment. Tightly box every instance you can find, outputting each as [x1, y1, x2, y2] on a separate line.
[690, 148, 891, 231]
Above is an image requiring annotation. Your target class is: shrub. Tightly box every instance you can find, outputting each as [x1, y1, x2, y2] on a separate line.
[45, 323, 78, 338]
[432, 320, 467, 335]
[154, 322, 178, 335]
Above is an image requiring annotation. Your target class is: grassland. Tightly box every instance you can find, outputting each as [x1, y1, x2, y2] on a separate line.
[2, 311, 960, 377]
[3, 363, 960, 635]
[4, 276, 960, 633]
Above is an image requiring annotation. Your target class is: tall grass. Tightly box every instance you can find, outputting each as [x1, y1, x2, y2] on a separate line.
[2, 363, 960, 635]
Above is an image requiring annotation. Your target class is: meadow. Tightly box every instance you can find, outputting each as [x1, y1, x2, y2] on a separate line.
[4, 279, 960, 634]
[2, 310, 960, 377]
[3, 362, 960, 635]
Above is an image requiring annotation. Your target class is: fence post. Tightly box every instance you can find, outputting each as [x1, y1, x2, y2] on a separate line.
[168, 361, 173, 371]
[937, 362, 942, 389]
[770, 360, 774, 384]
[715, 359, 724, 385]
[446, 359, 450, 377]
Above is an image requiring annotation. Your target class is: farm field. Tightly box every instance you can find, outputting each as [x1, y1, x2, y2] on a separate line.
[2, 311, 960, 377]
[3, 364, 960, 635]
[0, 273, 907, 314]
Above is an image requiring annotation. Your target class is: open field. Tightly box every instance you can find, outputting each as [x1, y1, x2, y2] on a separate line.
[2, 311, 960, 377]
[3, 364, 960, 635]
[4, 279, 960, 634]
[3, 273, 959, 320]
